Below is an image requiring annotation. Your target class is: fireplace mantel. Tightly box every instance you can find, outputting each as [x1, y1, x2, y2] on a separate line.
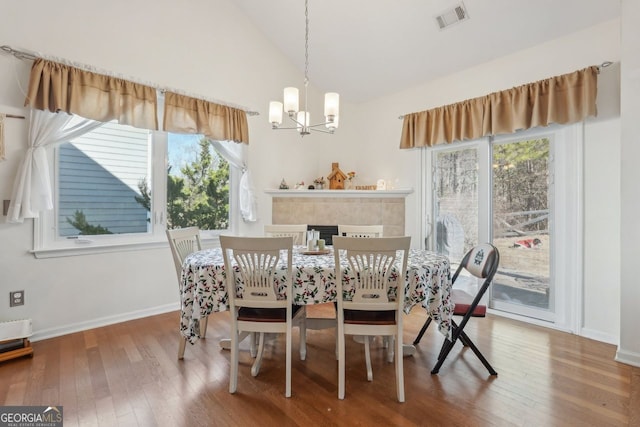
[264, 188, 413, 198]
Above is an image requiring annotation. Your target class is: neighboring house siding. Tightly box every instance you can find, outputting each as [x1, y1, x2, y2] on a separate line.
[58, 123, 150, 236]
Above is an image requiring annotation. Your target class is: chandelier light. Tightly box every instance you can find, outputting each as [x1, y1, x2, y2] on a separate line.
[268, 0, 339, 136]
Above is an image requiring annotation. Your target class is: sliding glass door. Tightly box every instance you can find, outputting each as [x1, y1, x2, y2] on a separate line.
[427, 125, 581, 325]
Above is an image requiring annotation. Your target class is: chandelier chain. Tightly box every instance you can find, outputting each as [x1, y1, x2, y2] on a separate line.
[304, 0, 309, 87]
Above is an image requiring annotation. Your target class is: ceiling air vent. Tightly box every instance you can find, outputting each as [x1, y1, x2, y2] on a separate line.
[435, 3, 469, 30]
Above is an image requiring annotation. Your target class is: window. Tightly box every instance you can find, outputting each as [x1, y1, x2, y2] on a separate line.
[34, 121, 236, 257]
[57, 122, 152, 237]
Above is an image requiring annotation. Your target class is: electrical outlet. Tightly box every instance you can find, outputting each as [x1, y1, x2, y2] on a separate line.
[10, 290, 24, 307]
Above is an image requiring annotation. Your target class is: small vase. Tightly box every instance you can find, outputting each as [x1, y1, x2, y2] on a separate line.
[345, 180, 354, 190]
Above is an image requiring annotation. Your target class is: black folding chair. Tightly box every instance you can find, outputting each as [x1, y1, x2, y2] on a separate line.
[414, 243, 500, 375]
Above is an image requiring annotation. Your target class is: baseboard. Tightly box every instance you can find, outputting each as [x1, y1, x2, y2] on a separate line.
[580, 327, 618, 345]
[615, 348, 640, 368]
[488, 309, 620, 345]
[30, 303, 179, 342]
[487, 308, 573, 334]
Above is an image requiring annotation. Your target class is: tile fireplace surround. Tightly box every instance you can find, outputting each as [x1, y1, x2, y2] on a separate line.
[265, 189, 413, 237]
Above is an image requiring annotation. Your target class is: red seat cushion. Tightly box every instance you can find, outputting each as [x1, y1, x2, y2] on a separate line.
[451, 289, 486, 317]
[343, 309, 396, 325]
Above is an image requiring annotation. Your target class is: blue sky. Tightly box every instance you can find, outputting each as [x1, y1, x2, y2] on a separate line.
[167, 133, 202, 176]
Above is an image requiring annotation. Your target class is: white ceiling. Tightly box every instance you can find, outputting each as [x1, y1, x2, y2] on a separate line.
[233, 0, 620, 103]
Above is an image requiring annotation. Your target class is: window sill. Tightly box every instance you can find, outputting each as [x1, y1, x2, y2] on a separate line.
[31, 235, 221, 259]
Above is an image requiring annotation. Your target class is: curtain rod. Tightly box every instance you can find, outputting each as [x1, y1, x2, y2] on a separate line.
[2, 113, 25, 119]
[397, 61, 613, 120]
[0, 44, 259, 117]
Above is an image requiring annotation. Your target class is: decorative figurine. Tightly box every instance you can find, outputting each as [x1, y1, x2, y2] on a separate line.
[328, 162, 348, 189]
[279, 178, 289, 190]
[313, 177, 326, 190]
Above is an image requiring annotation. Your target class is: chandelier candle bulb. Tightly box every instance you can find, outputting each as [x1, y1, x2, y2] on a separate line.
[283, 87, 299, 114]
[324, 92, 339, 117]
[269, 101, 283, 125]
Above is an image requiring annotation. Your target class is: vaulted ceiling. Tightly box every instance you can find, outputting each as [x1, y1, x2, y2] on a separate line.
[233, 0, 620, 102]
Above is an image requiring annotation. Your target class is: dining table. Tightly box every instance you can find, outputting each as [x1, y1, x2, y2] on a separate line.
[179, 245, 453, 355]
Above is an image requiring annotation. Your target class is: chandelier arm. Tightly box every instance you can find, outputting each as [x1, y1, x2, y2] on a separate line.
[306, 122, 335, 129]
[272, 126, 302, 131]
[309, 128, 335, 134]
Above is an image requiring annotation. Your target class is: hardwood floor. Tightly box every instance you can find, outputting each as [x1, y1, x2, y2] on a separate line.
[0, 305, 637, 426]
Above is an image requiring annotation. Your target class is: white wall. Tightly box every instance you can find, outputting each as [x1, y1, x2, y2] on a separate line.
[618, 0, 640, 366]
[0, 1, 626, 351]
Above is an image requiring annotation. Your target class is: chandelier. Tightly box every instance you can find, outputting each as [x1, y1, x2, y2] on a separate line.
[268, 0, 339, 136]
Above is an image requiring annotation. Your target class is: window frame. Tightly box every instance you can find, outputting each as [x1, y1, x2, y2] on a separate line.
[33, 126, 238, 259]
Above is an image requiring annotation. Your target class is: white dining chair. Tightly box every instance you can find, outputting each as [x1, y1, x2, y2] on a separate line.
[337, 224, 384, 238]
[220, 235, 306, 397]
[264, 224, 308, 245]
[166, 227, 206, 360]
[333, 235, 411, 402]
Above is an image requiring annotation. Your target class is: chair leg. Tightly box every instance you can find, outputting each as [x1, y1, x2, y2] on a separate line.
[459, 330, 497, 376]
[178, 336, 187, 360]
[364, 336, 373, 381]
[286, 326, 292, 398]
[386, 335, 394, 363]
[431, 328, 497, 376]
[413, 317, 432, 345]
[229, 330, 239, 393]
[298, 309, 307, 361]
[338, 327, 346, 399]
[250, 332, 258, 358]
[395, 332, 404, 403]
[251, 332, 266, 377]
[431, 338, 456, 375]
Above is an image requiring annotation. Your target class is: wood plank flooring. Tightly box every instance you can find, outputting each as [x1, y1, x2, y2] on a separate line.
[0, 305, 637, 426]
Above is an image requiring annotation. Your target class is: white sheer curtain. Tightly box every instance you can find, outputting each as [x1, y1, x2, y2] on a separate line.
[208, 139, 257, 222]
[7, 109, 103, 223]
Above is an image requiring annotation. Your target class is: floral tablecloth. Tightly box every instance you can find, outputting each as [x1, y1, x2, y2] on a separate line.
[180, 246, 452, 344]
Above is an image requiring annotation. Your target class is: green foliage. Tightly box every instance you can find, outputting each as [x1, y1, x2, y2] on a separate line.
[66, 210, 113, 235]
[132, 138, 230, 230]
[492, 138, 549, 215]
[166, 139, 229, 229]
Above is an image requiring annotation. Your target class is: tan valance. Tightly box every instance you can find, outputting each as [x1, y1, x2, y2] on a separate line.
[400, 66, 598, 149]
[163, 92, 249, 144]
[24, 58, 158, 130]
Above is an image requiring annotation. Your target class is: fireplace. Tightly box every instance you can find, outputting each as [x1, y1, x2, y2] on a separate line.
[266, 188, 413, 239]
[307, 225, 338, 245]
